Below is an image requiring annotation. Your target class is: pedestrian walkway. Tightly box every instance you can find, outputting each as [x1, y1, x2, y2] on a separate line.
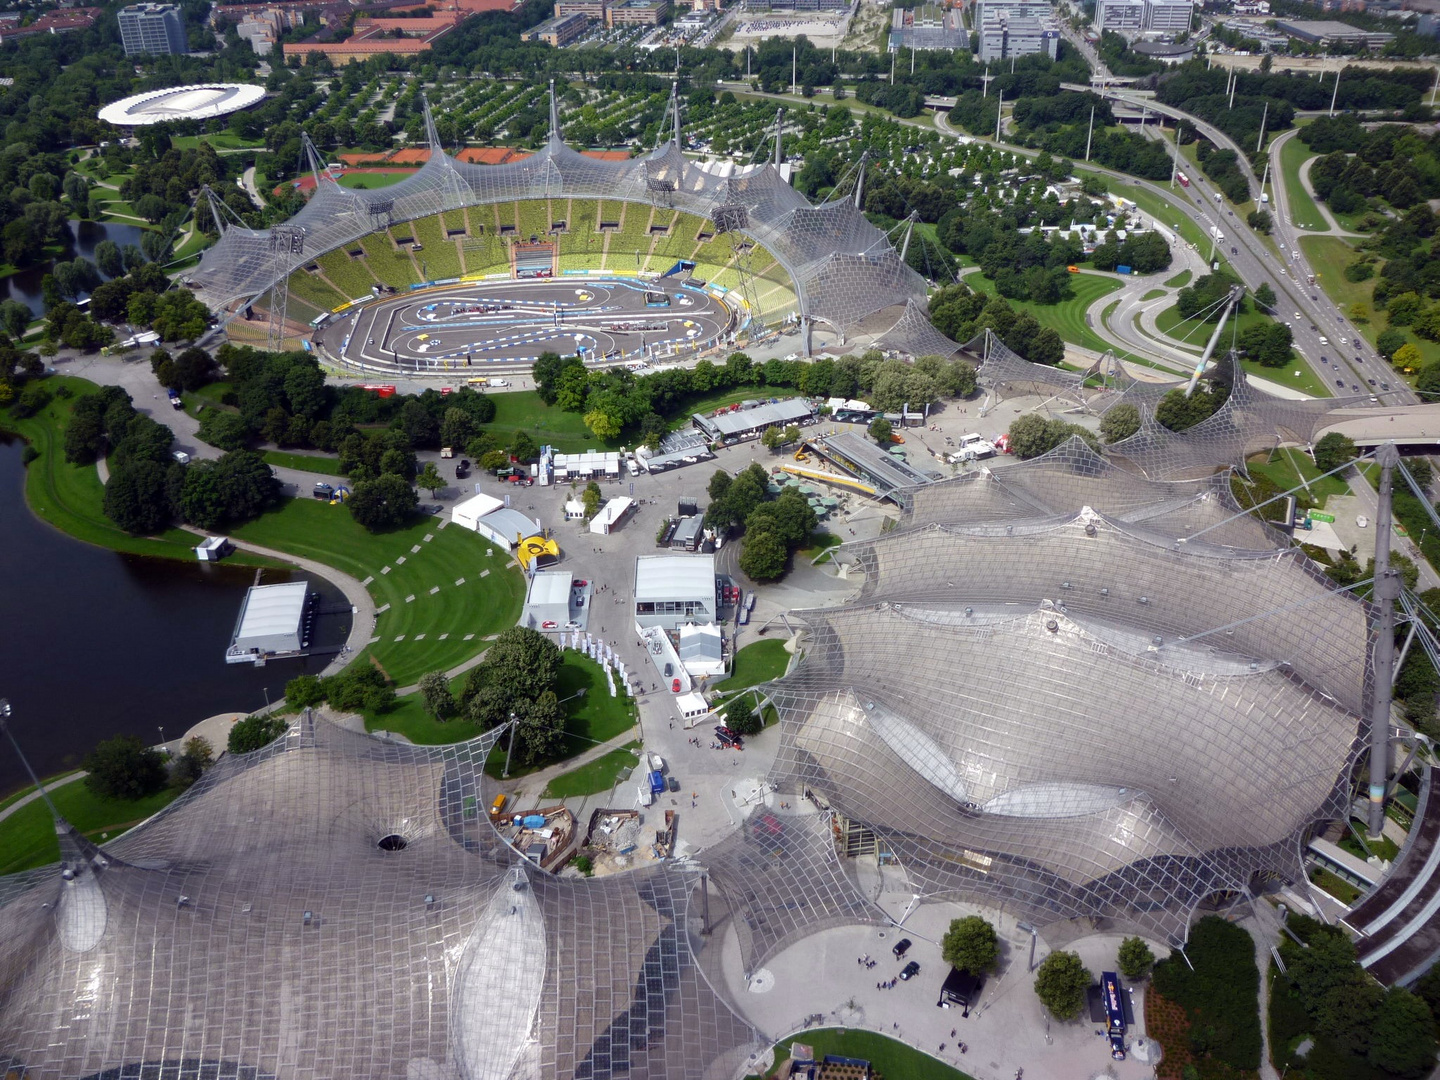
[0, 772, 86, 826]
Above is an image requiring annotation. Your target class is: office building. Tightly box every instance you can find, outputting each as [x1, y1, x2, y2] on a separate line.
[555, 0, 607, 17]
[522, 10, 589, 43]
[1144, 0, 1194, 34]
[118, 3, 187, 55]
[606, 0, 668, 25]
[976, 8, 1060, 60]
[633, 554, 717, 630]
[1095, 0, 1146, 33]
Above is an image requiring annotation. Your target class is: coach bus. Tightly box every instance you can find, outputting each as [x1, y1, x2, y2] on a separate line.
[1102, 971, 1127, 1060]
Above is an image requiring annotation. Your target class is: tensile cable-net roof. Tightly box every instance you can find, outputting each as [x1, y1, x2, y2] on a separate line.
[0, 714, 759, 1080]
[187, 92, 934, 347]
[766, 494, 1370, 944]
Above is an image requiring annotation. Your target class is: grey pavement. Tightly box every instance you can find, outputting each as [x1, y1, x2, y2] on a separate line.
[0, 772, 87, 826]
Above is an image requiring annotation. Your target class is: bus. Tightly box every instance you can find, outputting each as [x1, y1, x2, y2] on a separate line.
[1102, 971, 1127, 1060]
[1176, 172, 1190, 188]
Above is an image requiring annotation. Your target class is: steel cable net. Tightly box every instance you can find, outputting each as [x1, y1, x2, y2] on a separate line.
[188, 116, 934, 343]
[0, 715, 758, 1080]
[899, 436, 1285, 549]
[697, 807, 886, 979]
[767, 511, 1371, 943]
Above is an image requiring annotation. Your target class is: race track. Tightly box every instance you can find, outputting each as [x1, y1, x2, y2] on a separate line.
[318, 277, 737, 373]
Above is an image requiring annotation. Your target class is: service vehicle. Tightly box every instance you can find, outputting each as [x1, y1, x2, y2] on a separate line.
[1102, 971, 1127, 1060]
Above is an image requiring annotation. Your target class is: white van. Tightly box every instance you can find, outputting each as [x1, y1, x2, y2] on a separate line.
[1318, 336, 1329, 345]
[638, 782, 653, 807]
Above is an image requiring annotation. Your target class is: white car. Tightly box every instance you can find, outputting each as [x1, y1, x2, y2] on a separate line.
[1294, 313, 1302, 321]
[783, 353, 800, 363]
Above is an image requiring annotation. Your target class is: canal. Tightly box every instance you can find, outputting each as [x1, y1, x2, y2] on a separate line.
[0, 436, 351, 799]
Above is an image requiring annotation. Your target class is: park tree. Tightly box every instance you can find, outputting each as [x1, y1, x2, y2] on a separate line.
[724, 697, 763, 736]
[941, 915, 1000, 975]
[512, 689, 566, 765]
[509, 430, 539, 462]
[227, 714, 289, 754]
[1376, 329, 1406, 360]
[83, 734, 167, 801]
[348, 473, 418, 531]
[285, 675, 325, 708]
[415, 462, 445, 497]
[1313, 431, 1357, 472]
[460, 626, 563, 730]
[761, 426, 784, 452]
[1246, 209, 1273, 234]
[1100, 403, 1141, 444]
[1034, 950, 1091, 1020]
[584, 408, 623, 439]
[418, 670, 456, 720]
[1254, 282, 1276, 310]
[868, 416, 893, 445]
[1368, 985, 1437, 1076]
[740, 530, 789, 582]
[1118, 937, 1156, 981]
[169, 736, 214, 791]
[1393, 343, 1424, 371]
[440, 407, 477, 450]
[582, 480, 604, 519]
[103, 458, 175, 535]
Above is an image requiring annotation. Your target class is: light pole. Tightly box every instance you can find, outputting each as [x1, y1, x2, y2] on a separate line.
[158, 725, 166, 752]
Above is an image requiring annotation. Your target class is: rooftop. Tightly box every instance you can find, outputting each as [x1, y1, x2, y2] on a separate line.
[234, 582, 308, 643]
[634, 553, 716, 601]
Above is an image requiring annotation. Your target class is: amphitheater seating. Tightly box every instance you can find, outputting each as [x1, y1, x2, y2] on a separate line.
[286, 269, 347, 313]
[460, 234, 509, 277]
[316, 248, 380, 299]
[441, 209, 468, 237]
[358, 233, 421, 290]
[516, 201, 550, 242]
[411, 216, 462, 280]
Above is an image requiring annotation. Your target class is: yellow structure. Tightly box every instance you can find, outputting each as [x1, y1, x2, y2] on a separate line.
[777, 463, 878, 497]
[517, 534, 560, 569]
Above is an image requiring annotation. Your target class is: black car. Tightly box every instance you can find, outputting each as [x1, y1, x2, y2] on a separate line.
[893, 938, 913, 959]
[1336, 378, 1345, 387]
[667, 776, 680, 793]
[1368, 378, 1377, 386]
[899, 961, 921, 981]
[455, 463, 470, 479]
[1382, 383, 1392, 391]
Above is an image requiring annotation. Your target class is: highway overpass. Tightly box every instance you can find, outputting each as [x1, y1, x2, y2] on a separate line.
[1316, 405, 1440, 448]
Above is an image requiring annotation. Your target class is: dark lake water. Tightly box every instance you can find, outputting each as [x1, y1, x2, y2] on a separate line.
[2, 219, 150, 317]
[0, 436, 351, 799]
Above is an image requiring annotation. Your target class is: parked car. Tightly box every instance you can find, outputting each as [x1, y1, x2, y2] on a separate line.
[667, 776, 680, 793]
[899, 961, 921, 981]
[893, 938, 912, 959]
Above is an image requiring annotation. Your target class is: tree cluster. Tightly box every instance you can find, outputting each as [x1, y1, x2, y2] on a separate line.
[1005, 414, 1099, 459]
[83, 734, 167, 802]
[1150, 916, 1262, 1073]
[1275, 914, 1436, 1078]
[707, 464, 819, 583]
[227, 713, 290, 754]
[929, 284, 1066, 366]
[454, 627, 567, 765]
[1154, 382, 1230, 433]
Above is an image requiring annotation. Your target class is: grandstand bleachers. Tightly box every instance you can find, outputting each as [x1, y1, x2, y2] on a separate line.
[358, 233, 421, 290]
[316, 248, 380, 299]
[286, 268, 348, 313]
[411, 216, 462, 280]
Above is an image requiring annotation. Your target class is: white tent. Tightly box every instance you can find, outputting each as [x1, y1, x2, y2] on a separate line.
[452, 492, 504, 532]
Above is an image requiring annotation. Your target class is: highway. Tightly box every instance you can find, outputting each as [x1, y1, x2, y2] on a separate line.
[719, 78, 1409, 408]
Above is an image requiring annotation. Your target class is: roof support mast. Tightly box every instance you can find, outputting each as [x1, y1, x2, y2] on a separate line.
[1183, 286, 1243, 397]
[1369, 442, 1402, 839]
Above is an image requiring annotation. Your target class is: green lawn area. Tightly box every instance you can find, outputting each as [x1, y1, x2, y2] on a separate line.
[1244, 447, 1349, 505]
[963, 271, 1124, 354]
[365, 652, 635, 771]
[0, 777, 180, 876]
[754, 1030, 973, 1080]
[1309, 865, 1362, 905]
[1114, 180, 1230, 271]
[231, 497, 527, 685]
[1, 377, 271, 564]
[172, 133, 266, 151]
[1153, 304, 1330, 397]
[1141, 288, 1165, 301]
[490, 391, 619, 453]
[261, 449, 345, 476]
[711, 639, 791, 697]
[1301, 234, 1440, 373]
[1279, 135, 1326, 232]
[337, 170, 415, 189]
[1163, 269, 1192, 288]
[542, 741, 642, 799]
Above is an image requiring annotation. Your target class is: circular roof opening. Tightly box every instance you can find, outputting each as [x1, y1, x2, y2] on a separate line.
[377, 834, 407, 852]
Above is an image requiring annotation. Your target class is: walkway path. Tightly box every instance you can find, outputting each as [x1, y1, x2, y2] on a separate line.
[1297, 156, 1365, 239]
[0, 772, 87, 826]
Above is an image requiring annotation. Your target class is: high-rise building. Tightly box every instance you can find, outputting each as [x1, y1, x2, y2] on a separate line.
[976, 8, 1060, 61]
[1144, 0, 1193, 34]
[118, 2, 187, 55]
[1095, 0, 1146, 33]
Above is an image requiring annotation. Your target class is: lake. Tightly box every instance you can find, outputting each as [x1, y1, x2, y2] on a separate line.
[2, 219, 150, 317]
[0, 436, 351, 799]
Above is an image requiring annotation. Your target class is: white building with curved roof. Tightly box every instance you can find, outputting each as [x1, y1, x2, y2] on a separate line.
[98, 83, 266, 127]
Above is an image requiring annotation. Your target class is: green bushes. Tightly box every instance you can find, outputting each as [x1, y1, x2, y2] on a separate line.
[1151, 916, 1261, 1074]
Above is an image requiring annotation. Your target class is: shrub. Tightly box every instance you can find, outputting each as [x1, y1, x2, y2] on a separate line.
[227, 714, 289, 754]
[1151, 916, 1261, 1072]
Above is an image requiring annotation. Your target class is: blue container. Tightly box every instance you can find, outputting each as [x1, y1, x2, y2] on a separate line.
[522, 815, 546, 829]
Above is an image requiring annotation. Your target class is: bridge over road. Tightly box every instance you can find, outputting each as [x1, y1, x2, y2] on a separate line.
[1315, 404, 1440, 449]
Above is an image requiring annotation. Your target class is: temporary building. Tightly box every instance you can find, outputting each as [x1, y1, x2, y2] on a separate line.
[226, 581, 308, 663]
[589, 497, 635, 535]
[678, 623, 725, 677]
[452, 492, 504, 531]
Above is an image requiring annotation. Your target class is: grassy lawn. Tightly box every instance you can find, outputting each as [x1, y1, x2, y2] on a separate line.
[172, 133, 266, 151]
[0, 778, 180, 876]
[1117, 180, 1229, 269]
[755, 1031, 973, 1080]
[1279, 135, 1326, 231]
[1301, 234, 1440, 373]
[1309, 866, 1362, 905]
[1, 377, 271, 564]
[261, 449, 345, 476]
[541, 741, 642, 799]
[337, 170, 415, 189]
[1243, 447, 1349, 505]
[711, 639, 791, 697]
[963, 272, 1124, 354]
[231, 497, 526, 685]
[1141, 288, 1165, 301]
[364, 652, 635, 767]
[798, 529, 841, 564]
[1153, 304, 1330, 397]
[1164, 269, 1193, 288]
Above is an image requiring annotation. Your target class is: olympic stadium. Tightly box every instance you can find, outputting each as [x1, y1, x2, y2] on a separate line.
[98, 83, 267, 127]
[188, 86, 957, 369]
